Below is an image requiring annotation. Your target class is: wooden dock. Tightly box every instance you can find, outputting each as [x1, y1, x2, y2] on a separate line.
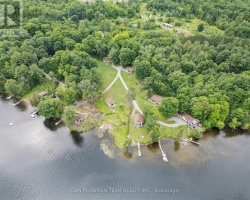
[158, 139, 168, 162]
[12, 99, 23, 107]
[189, 138, 201, 146]
[137, 142, 141, 157]
[55, 119, 62, 125]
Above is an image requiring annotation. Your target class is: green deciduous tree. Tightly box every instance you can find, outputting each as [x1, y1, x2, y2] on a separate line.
[63, 106, 77, 127]
[38, 98, 63, 119]
[134, 59, 152, 79]
[119, 47, 136, 66]
[5, 79, 23, 99]
[159, 97, 179, 118]
[198, 23, 205, 32]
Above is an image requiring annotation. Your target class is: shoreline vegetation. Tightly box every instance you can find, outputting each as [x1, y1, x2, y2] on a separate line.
[1, 0, 250, 148]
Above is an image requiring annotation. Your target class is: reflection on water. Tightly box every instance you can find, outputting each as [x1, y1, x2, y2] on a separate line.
[43, 118, 65, 131]
[123, 149, 132, 159]
[70, 131, 84, 147]
[174, 141, 180, 151]
[147, 142, 159, 153]
[0, 99, 250, 200]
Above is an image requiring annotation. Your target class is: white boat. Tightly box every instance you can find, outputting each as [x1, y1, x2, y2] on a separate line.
[9, 122, 14, 126]
[163, 156, 168, 162]
[30, 114, 36, 118]
[30, 110, 38, 118]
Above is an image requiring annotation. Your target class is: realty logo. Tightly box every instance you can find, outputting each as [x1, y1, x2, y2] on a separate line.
[0, 0, 22, 36]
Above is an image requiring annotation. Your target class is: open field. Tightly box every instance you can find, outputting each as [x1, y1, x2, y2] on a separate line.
[97, 61, 117, 91]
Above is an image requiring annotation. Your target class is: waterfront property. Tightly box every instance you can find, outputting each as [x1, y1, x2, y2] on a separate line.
[176, 113, 202, 127]
[74, 113, 88, 125]
[105, 97, 116, 107]
[149, 94, 163, 105]
[133, 113, 144, 128]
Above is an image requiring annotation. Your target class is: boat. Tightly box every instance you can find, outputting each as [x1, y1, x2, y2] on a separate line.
[163, 156, 168, 162]
[30, 110, 38, 118]
[9, 122, 14, 126]
[98, 133, 104, 138]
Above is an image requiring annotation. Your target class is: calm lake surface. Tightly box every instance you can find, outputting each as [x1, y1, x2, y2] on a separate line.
[0, 96, 250, 200]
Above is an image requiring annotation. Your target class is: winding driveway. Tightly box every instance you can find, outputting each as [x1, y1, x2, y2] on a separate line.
[102, 63, 185, 128]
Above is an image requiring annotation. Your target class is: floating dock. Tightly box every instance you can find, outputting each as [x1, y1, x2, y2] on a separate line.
[12, 99, 23, 107]
[137, 142, 141, 157]
[30, 110, 38, 118]
[158, 139, 168, 162]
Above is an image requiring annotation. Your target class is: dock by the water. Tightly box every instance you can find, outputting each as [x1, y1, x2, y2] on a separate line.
[189, 138, 201, 145]
[137, 142, 141, 157]
[158, 140, 168, 162]
[12, 99, 23, 107]
[55, 119, 63, 125]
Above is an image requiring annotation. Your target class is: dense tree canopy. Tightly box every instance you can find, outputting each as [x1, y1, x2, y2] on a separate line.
[0, 0, 249, 130]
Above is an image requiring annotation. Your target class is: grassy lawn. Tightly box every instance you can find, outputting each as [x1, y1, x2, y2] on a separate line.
[112, 123, 129, 148]
[160, 125, 197, 141]
[96, 60, 117, 91]
[121, 71, 166, 121]
[23, 79, 54, 100]
[167, 120, 176, 124]
[96, 78, 131, 148]
[129, 121, 152, 144]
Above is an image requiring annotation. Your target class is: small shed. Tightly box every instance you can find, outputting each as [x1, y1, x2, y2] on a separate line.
[103, 57, 111, 63]
[105, 98, 116, 107]
[38, 91, 47, 98]
[124, 66, 134, 73]
[150, 94, 163, 105]
[163, 23, 173, 28]
[133, 113, 144, 128]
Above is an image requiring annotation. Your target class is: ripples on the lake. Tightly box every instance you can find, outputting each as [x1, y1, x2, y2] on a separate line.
[0, 96, 250, 200]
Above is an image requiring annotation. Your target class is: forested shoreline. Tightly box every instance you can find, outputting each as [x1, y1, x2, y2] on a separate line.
[0, 0, 250, 135]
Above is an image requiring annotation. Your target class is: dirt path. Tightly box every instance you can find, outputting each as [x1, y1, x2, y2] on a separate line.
[102, 73, 119, 94]
[132, 100, 143, 115]
[41, 70, 65, 88]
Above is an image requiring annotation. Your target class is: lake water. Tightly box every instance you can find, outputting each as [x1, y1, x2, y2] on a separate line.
[0, 95, 250, 200]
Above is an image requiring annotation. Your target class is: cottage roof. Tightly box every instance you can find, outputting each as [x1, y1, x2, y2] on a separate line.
[103, 57, 111, 62]
[151, 94, 163, 104]
[75, 113, 88, 121]
[133, 113, 144, 123]
[125, 66, 134, 72]
[105, 98, 115, 105]
[178, 113, 196, 122]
